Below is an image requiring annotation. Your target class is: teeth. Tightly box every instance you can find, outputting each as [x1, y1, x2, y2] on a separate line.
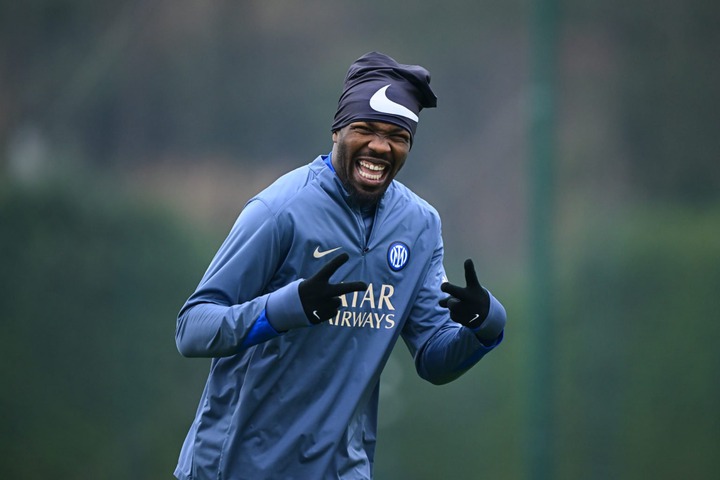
[359, 160, 385, 172]
[357, 160, 386, 181]
[358, 169, 382, 181]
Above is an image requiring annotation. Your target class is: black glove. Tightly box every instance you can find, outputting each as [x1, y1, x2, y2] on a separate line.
[298, 253, 368, 324]
[439, 259, 490, 329]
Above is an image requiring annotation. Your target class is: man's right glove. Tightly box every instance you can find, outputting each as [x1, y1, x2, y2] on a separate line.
[439, 259, 491, 326]
[439, 258, 505, 345]
[298, 253, 368, 324]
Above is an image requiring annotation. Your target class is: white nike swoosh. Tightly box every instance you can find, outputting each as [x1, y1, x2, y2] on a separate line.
[470, 314, 480, 323]
[313, 246, 341, 259]
[369, 85, 419, 122]
[313, 310, 321, 320]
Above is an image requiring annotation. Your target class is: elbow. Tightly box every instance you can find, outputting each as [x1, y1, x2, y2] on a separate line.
[175, 328, 194, 358]
[175, 308, 235, 358]
[418, 368, 463, 386]
[176, 336, 195, 358]
[422, 374, 452, 386]
[415, 355, 465, 385]
[175, 312, 202, 357]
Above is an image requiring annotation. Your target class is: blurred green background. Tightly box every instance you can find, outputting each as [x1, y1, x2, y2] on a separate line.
[1, 1, 718, 479]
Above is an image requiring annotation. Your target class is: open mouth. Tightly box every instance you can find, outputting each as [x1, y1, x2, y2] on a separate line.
[356, 159, 387, 183]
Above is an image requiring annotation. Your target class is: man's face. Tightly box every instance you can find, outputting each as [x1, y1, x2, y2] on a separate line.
[331, 121, 412, 206]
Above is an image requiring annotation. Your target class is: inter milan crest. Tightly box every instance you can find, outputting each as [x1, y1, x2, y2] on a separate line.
[387, 241, 410, 271]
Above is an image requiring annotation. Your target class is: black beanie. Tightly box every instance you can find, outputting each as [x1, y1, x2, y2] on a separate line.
[331, 52, 437, 141]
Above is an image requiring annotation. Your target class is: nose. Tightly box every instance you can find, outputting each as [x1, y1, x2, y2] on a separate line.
[367, 133, 392, 155]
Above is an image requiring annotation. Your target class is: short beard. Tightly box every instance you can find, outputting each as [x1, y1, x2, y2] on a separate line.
[334, 142, 385, 208]
[344, 181, 384, 208]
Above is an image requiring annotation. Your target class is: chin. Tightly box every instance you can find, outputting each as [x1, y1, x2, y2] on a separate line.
[350, 185, 387, 207]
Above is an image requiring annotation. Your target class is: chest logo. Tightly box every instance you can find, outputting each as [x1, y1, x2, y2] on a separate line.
[387, 242, 410, 271]
[313, 246, 342, 258]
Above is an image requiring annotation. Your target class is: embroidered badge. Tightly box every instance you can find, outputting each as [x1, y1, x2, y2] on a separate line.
[387, 242, 410, 271]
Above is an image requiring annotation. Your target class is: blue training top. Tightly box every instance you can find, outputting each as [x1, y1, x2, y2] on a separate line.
[174, 155, 506, 480]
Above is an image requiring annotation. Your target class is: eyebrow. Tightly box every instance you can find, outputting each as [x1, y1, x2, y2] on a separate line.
[359, 122, 409, 137]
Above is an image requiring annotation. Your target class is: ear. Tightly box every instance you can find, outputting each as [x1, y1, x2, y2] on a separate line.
[332, 131, 338, 143]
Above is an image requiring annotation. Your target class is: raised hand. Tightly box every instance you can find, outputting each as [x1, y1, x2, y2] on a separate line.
[439, 259, 490, 329]
[298, 253, 368, 324]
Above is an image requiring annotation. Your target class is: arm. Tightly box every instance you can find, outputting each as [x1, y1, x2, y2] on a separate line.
[175, 199, 308, 358]
[401, 239, 506, 385]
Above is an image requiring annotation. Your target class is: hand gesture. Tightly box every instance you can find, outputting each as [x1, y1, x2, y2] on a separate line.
[439, 259, 490, 329]
[299, 253, 368, 324]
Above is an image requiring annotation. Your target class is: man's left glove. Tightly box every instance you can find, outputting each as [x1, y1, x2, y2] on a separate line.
[439, 259, 490, 329]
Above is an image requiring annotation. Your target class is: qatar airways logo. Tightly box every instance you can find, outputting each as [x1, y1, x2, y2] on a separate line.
[327, 282, 397, 330]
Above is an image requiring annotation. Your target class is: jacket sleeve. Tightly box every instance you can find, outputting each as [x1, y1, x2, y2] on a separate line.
[401, 234, 506, 385]
[175, 199, 308, 358]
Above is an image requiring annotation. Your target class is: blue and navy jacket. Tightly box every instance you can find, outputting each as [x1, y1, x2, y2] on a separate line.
[174, 155, 506, 480]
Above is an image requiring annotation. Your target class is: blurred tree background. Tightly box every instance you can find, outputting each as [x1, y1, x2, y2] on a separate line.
[1, 0, 718, 479]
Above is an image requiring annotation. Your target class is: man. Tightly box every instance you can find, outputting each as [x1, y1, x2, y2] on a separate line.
[174, 51, 507, 480]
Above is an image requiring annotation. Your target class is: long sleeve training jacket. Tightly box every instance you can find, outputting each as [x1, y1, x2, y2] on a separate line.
[174, 155, 506, 480]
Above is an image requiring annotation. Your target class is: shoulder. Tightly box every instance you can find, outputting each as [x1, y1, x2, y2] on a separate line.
[388, 180, 441, 226]
[250, 158, 326, 215]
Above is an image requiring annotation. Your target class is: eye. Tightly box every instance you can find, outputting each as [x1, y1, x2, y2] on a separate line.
[390, 134, 411, 146]
[351, 124, 373, 134]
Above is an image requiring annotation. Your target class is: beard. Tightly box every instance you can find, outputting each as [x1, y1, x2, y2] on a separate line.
[334, 141, 391, 208]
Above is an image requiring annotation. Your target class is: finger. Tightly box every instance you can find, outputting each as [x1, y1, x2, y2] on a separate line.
[328, 281, 368, 297]
[441, 281, 468, 300]
[439, 296, 462, 309]
[439, 296, 452, 308]
[464, 258, 480, 288]
[446, 297, 462, 311]
[315, 253, 350, 282]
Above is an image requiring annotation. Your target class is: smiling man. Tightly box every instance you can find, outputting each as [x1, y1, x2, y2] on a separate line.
[173, 52, 507, 480]
[332, 121, 410, 204]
